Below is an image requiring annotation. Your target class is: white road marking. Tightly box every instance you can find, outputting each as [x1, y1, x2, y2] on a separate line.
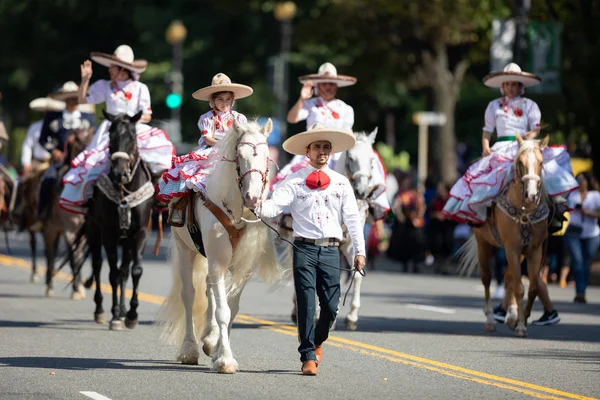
[80, 392, 112, 400]
[405, 304, 456, 314]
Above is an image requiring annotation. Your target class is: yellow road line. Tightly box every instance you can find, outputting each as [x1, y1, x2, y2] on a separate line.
[1, 254, 596, 400]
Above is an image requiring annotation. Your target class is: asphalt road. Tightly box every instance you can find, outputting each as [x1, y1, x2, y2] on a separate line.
[0, 231, 599, 400]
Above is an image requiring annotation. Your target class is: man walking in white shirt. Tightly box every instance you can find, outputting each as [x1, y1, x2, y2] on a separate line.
[260, 124, 366, 376]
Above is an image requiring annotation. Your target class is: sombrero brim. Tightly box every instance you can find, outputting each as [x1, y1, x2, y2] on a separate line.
[298, 74, 357, 88]
[79, 103, 96, 114]
[483, 72, 541, 88]
[283, 129, 356, 156]
[48, 91, 79, 101]
[192, 84, 253, 101]
[29, 97, 65, 112]
[90, 52, 148, 74]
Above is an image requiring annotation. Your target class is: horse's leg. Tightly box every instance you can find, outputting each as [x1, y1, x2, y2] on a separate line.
[43, 228, 59, 297]
[29, 230, 38, 283]
[476, 236, 495, 332]
[103, 233, 122, 330]
[341, 240, 361, 331]
[176, 241, 201, 365]
[119, 246, 132, 322]
[66, 231, 86, 300]
[208, 262, 238, 373]
[89, 225, 105, 323]
[125, 228, 148, 329]
[226, 280, 249, 334]
[503, 264, 518, 328]
[201, 280, 219, 358]
[524, 248, 544, 325]
[291, 291, 298, 325]
[506, 251, 527, 337]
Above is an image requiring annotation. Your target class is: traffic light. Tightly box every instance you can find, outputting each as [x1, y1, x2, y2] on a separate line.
[165, 71, 183, 109]
[165, 93, 182, 109]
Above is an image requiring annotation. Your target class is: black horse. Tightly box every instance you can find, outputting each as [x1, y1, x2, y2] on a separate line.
[88, 111, 154, 330]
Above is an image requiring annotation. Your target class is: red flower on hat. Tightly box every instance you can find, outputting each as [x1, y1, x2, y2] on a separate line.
[123, 91, 132, 101]
[514, 108, 523, 117]
[331, 111, 340, 119]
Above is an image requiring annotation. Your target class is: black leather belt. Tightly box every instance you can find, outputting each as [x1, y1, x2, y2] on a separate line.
[295, 237, 340, 247]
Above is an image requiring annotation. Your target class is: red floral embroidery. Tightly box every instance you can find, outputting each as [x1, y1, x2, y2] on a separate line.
[227, 119, 233, 128]
[514, 108, 523, 117]
[331, 111, 340, 119]
[215, 121, 221, 130]
[202, 129, 209, 136]
[123, 91, 132, 101]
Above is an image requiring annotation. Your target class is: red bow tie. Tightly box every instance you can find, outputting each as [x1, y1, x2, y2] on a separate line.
[305, 170, 330, 190]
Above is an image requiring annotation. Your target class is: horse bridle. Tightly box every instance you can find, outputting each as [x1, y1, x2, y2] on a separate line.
[110, 150, 141, 185]
[222, 138, 271, 221]
[514, 148, 542, 207]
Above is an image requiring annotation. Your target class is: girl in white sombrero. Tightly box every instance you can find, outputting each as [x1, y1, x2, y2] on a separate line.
[276, 62, 390, 220]
[157, 73, 253, 226]
[59, 45, 175, 214]
[443, 63, 578, 231]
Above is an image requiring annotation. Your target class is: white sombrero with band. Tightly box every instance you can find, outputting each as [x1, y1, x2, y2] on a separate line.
[283, 123, 356, 156]
[192, 73, 253, 101]
[90, 45, 148, 74]
[29, 97, 65, 112]
[298, 62, 357, 88]
[483, 63, 541, 88]
[48, 81, 80, 101]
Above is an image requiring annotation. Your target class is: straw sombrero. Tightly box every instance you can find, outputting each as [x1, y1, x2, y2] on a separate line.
[90, 45, 148, 74]
[192, 73, 253, 101]
[48, 81, 79, 101]
[29, 97, 65, 112]
[283, 123, 356, 156]
[483, 63, 541, 88]
[298, 62, 357, 88]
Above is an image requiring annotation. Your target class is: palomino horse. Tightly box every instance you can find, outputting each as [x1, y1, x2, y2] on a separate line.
[88, 111, 155, 330]
[159, 119, 279, 373]
[458, 133, 550, 337]
[281, 128, 377, 331]
[43, 128, 92, 298]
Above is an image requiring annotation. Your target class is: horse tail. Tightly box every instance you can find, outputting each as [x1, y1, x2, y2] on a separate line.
[157, 237, 208, 347]
[454, 234, 480, 277]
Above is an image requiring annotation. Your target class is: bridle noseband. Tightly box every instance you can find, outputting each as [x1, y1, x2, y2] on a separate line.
[514, 148, 542, 206]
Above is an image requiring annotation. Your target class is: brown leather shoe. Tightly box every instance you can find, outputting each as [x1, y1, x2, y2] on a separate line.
[315, 346, 323, 364]
[301, 360, 318, 376]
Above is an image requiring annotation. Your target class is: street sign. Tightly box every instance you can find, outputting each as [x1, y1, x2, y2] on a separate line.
[413, 112, 447, 126]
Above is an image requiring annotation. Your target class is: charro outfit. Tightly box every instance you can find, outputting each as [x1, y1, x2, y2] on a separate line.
[260, 125, 365, 371]
[443, 63, 578, 225]
[59, 45, 174, 214]
[156, 73, 253, 226]
[273, 63, 390, 219]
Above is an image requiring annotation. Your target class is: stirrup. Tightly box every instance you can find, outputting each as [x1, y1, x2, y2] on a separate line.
[168, 208, 185, 227]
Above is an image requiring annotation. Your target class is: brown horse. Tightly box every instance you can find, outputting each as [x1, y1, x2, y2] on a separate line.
[41, 128, 92, 298]
[458, 133, 550, 337]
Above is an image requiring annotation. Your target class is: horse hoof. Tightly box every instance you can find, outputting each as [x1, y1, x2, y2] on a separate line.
[30, 274, 40, 283]
[484, 323, 496, 332]
[45, 288, 54, 298]
[71, 289, 86, 301]
[214, 357, 238, 374]
[109, 320, 123, 331]
[344, 317, 358, 331]
[124, 318, 138, 330]
[515, 328, 527, 338]
[178, 341, 200, 365]
[202, 342, 217, 357]
[94, 313, 106, 324]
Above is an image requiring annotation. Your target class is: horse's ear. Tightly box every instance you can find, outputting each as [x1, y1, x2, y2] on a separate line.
[515, 133, 523, 145]
[540, 135, 550, 149]
[261, 118, 273, 137]
[367, 127, 378, 144]
[233, 118, 244, 134]
[102, 109, 114, 122]
[130, 110, 143, 124]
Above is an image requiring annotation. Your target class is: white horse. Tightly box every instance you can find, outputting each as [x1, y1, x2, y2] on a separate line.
[159, 119, 280, 373]
[278, 128, 377, 331]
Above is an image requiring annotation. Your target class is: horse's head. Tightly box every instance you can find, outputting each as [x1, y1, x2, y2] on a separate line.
[514, 133, 548, 204]
[346, 127, 377, 199]
[227, 118, 272, 210]
[104, 110, 142, 185]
